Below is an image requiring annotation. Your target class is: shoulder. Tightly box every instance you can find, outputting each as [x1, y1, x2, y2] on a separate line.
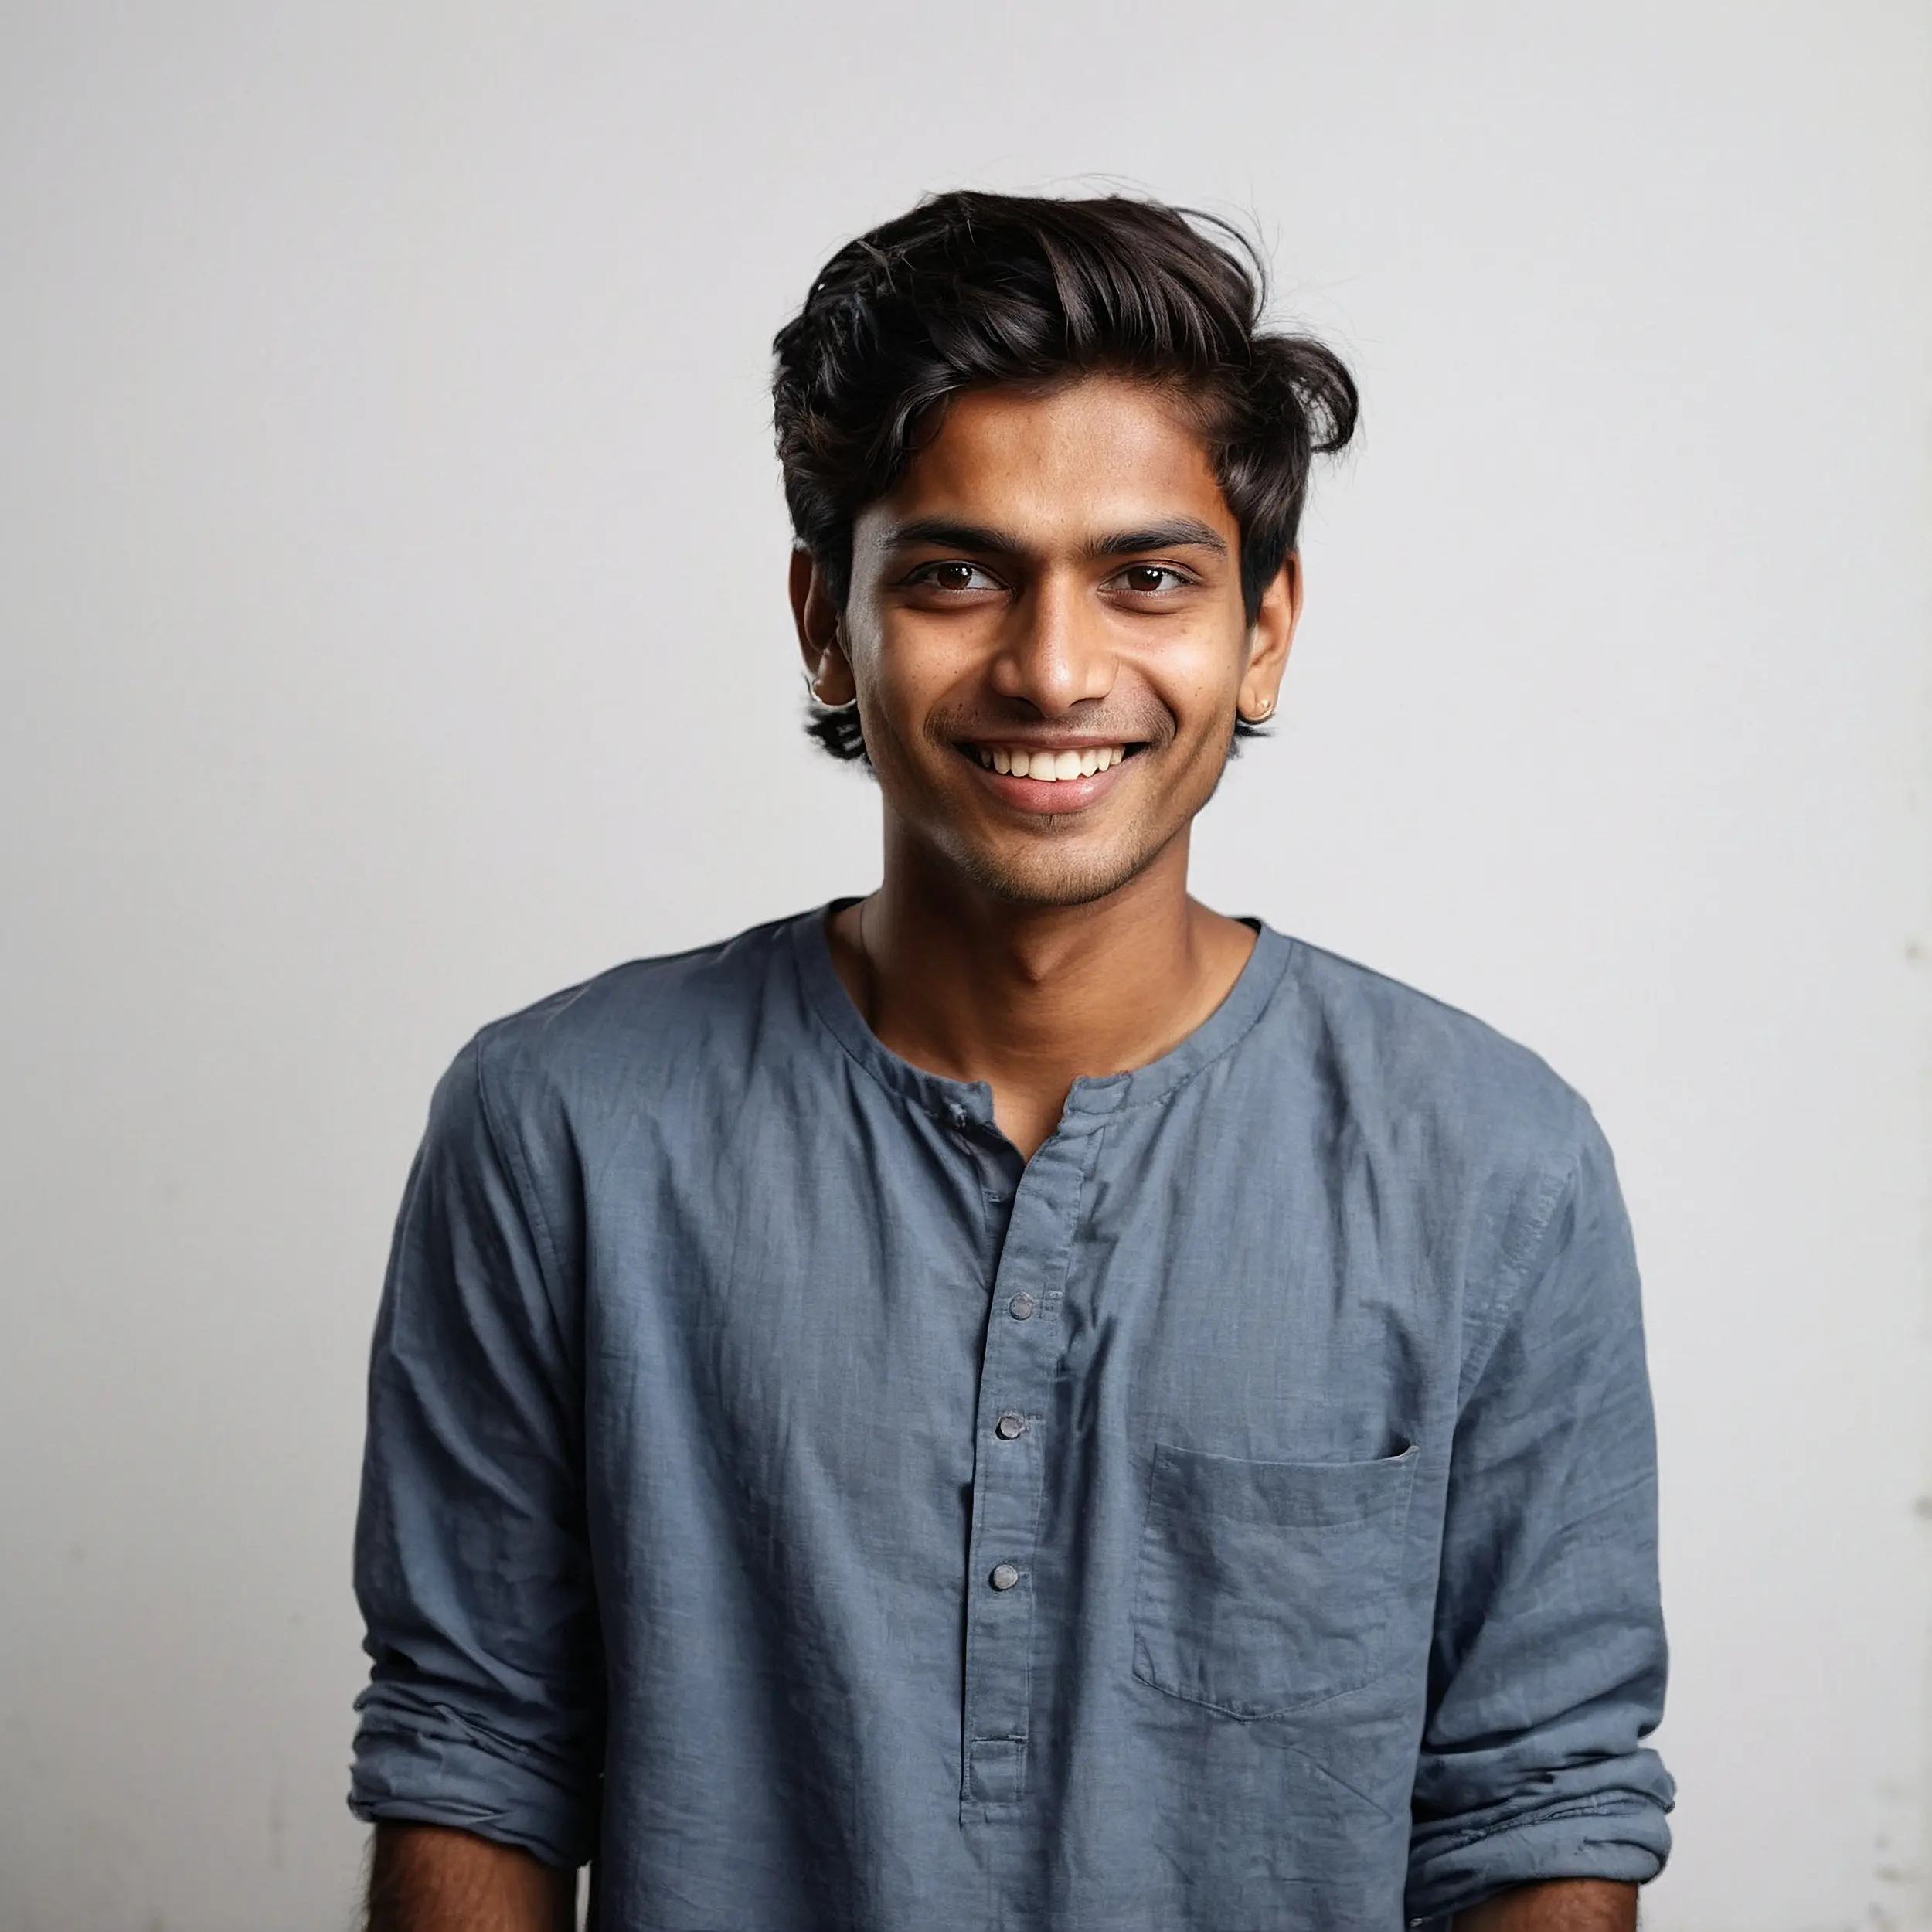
[447, 911, 811, 1144]
[1267, 934, 1607, 1226]
[1266, 937, 1629, 1345]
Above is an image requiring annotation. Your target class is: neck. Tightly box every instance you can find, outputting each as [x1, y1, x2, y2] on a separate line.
[831, 821, 1255, 1156]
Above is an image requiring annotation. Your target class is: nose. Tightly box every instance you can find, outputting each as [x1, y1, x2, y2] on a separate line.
[988, 570, 1117, 716]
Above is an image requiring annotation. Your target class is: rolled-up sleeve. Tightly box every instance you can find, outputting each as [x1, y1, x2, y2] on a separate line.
[1406, 1111, 1674, 1923]
[348, 1036, 601, 1869]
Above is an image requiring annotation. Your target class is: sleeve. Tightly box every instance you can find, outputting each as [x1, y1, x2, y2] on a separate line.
[346, 1035, 603, 1869]
[1404, 1110, 1674, 1925]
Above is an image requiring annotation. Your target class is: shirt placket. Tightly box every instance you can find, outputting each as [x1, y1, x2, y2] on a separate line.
[953, 1104, 1096, 1818]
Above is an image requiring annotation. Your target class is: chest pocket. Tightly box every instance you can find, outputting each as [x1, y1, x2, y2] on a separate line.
[1131, 1441, 1420, 1718]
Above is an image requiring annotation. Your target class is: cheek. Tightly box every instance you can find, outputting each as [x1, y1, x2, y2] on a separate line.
[1138, 634, 1243, 731]
[865, 622, 983, 732]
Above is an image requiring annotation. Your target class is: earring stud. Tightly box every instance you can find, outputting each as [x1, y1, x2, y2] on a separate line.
[1240, 696, 1277, 724]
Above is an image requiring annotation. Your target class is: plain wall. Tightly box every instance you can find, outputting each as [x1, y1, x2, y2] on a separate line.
[2, 5, 1927, 1928]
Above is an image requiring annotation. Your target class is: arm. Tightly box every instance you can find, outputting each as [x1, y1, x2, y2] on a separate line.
[1405, 1110, 1674, 1923]
[366, 1823, 574, 1932]
[348, 1039, 602, 1884]
[1454, 1878, 1636, 1929]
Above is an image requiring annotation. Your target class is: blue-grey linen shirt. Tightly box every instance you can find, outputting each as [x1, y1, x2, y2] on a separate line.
[349, 908, 1672, 1930]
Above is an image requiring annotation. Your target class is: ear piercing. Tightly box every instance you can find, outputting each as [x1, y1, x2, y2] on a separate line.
[1239, 696, 1277, 724]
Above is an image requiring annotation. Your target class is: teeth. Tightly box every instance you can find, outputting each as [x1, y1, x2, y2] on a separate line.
[976, 745, 1128, 780]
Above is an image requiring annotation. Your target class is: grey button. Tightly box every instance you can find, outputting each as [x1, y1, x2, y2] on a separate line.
[989, 1563, 1020, 1591]
[995, 1412, 1027, 1440]
[1008, 1292, 1036, 1320]
[947, 1104, 969, 1131]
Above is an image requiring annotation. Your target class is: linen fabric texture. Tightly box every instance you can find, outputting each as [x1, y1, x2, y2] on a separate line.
[349, 909, 1673, 1930]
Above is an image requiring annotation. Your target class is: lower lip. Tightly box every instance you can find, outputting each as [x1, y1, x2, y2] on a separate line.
[964, 751, 1135, 814]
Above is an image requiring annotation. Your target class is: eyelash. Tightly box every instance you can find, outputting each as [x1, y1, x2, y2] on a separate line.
[906, 562, 1196, 594]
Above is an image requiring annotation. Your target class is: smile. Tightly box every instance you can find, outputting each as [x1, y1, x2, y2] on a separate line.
[972, 744, 1129, 781]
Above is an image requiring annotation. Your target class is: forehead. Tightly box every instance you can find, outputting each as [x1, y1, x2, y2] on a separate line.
[867, 374, 1233, 539]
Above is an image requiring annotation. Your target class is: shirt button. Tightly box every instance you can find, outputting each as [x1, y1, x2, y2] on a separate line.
[1008, 1292, 1036, 1320]
[989, 1563, 1020, 1591]
[947, 1104, 968, 1131]
[995, 1411, 1027, 1440]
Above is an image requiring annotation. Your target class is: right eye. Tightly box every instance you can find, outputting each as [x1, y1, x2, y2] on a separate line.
[910, 561, 1002, 593]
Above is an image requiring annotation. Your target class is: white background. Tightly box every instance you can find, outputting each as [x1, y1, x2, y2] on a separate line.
[2, 5, 1927, 1929]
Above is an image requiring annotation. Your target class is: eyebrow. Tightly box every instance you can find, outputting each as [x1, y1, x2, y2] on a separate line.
[879, 515, 1229, 560]
[1087, 519, 1229, 559]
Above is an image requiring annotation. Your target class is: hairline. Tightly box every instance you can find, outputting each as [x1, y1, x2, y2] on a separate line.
[830, 368, 1267, 607]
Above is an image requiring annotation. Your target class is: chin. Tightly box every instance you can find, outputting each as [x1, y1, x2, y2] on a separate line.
[949, 833, 1164, 910]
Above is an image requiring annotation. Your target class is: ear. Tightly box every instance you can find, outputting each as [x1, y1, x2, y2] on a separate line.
[1239, 553, 1303, 722]
[790, 548, 856, 706]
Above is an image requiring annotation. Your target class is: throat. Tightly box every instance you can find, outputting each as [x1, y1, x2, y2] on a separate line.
[825, 886, 1257, 1155]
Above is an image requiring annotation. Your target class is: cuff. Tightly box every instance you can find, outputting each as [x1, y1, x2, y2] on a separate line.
[348, 1684, 598, 1869]
[1405, 1795, 1672, 1924]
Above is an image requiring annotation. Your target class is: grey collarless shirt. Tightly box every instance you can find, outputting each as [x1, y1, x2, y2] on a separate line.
[349, 907, 1672, 1930]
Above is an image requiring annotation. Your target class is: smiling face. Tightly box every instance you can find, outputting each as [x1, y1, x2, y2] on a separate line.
[793, 373, 1301, 908]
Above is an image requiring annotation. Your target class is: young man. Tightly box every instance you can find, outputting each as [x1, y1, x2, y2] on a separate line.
[350, 192, 1672, 1931]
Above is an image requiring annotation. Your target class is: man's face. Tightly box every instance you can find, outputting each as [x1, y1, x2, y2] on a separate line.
[794, 374, 1299, 908]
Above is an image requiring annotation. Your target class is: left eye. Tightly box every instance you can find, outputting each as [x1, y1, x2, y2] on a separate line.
[1115, 565, 1187, 594]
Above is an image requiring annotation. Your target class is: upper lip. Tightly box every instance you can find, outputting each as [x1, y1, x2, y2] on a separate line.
[957, 734, 1141, 750]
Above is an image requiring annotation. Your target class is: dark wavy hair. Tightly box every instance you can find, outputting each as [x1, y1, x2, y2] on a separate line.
[772, 189, 1358, 760]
